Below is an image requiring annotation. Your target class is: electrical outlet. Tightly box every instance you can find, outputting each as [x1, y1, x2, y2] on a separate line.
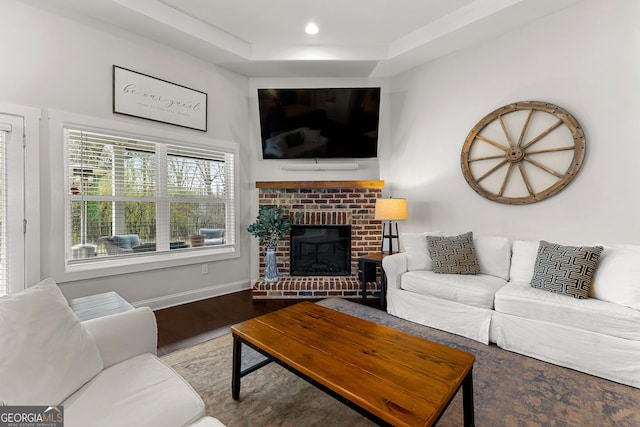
[201, 264, 209, 274]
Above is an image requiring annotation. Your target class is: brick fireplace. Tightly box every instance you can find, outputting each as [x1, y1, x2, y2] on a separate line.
[252, 180, 384, 299]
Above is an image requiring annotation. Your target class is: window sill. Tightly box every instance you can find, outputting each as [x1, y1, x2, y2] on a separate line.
[63, 246, 239, 281]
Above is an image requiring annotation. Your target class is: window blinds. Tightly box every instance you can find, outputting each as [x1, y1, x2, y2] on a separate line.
[66, 129, 156, 199]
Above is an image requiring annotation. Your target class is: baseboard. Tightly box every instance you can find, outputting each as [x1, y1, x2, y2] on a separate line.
[132, 280, 251, 311]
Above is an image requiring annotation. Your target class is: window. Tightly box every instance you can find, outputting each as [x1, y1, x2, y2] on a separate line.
[64, 128, 236, 265]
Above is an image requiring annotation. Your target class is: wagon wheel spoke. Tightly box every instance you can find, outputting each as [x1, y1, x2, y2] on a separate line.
[498, 163, 514, 197]
[516, 109, 533, 147]
[517, 163, 534, 196]
[526, 146, 575, 155]
[522, 119, 563, 150]
[477, 160, 508, 183]
[524, 157, 564, 178]
[499, 115, 515, 148]
[475, 134, 509, 151]
[468, 154, 507, 162]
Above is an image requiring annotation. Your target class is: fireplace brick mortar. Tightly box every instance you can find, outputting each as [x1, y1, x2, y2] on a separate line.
[253, 185, 383, 299]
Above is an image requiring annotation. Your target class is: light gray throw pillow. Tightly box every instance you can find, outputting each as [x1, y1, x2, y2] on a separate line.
[426, 232, 480, 274]
[530, 240, 604, 299]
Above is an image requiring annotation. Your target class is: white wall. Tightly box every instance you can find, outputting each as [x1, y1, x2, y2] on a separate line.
[386, 0, 640, 245]
[0, 0, 252, 307]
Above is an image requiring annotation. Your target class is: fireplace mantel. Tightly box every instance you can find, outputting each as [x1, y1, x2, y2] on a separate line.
[256, 180, 384, 189]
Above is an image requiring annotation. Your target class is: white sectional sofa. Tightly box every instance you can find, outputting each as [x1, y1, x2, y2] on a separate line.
[383, 233, 640, 388]
[0, 278, 225, 427]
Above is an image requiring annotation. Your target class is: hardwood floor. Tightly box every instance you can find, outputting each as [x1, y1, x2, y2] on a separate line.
[155, 290, 380, 356]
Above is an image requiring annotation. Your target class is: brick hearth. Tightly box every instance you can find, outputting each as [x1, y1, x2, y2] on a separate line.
[252, 180, 384, 299]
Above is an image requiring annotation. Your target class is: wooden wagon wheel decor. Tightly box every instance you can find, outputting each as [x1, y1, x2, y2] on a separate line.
[461, 101, 585, 205]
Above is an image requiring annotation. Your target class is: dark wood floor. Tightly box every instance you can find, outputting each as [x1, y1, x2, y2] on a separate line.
[155, 290, 380, 356]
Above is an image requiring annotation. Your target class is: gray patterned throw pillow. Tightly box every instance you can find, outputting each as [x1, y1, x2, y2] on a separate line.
[426, 232, 480, 274]
[531, 240, 604, 299]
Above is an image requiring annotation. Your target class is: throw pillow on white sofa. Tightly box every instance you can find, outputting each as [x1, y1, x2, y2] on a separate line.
[427, 232, 481, 274]
[401, 231, 442, 271]
[591, 244, 640, 310]
[509, 240, 541, 283]
[474, 236, 511, 280]
[530, 241, 604, 299]
[0, 278, 103, 405]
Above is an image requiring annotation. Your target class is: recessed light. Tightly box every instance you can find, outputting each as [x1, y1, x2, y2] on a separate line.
[305, 23, 319, 35]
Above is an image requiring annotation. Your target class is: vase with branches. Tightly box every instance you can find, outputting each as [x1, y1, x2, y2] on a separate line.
[247, 205, 297, 282]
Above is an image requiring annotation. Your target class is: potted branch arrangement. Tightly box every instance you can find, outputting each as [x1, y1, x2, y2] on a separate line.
[247, 205, 297, 283]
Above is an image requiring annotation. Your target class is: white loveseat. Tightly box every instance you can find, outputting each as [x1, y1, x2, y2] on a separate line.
[383, 233, 640, 388]
[0, 278, 225, 427]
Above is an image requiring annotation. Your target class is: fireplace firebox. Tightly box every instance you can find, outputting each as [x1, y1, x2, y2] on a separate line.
[290, 225, 351, 276]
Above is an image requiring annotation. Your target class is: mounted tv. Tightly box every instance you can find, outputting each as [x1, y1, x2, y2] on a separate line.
[258, 87, 380, 159]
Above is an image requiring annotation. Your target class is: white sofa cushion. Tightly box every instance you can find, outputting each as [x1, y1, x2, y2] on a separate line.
[387, 286, 495, 344]
[495, 281, 640, 341]
[509, 240, 540, 282]
[0, 278, 104, 405]
[401, 231, 442, 271]
[474, 236, 511, 280]
[591, 244, 640, 310]
[63, 353, 205, 427]
[400, 270, 507, 309]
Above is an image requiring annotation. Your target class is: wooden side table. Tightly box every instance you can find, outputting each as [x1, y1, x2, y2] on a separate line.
[358, 252, 388, 309]
[69, 291, 134, 321]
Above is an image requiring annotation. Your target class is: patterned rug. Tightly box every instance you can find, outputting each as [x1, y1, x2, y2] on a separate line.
[162, 298, 640, 426]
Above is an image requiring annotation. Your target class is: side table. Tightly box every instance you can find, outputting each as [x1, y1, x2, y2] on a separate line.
[69, 291, 134, 321]
[358, 252, 389, 309]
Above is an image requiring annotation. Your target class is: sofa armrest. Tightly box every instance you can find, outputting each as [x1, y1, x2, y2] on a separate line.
[382, 253, 408, 290]
[82, 307, 158, 368]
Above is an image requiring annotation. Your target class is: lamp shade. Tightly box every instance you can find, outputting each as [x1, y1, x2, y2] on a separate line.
[374, 198, 408, 221]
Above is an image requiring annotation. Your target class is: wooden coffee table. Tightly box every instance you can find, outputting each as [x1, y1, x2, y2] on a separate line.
[231, 302, 475, 426]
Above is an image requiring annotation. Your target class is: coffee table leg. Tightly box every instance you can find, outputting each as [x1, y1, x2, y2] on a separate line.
[462, 369, 475, 427]
[232, 334, 242, 400]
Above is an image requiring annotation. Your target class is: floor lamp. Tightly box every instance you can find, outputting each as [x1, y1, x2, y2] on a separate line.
[374, 198, 408, 255]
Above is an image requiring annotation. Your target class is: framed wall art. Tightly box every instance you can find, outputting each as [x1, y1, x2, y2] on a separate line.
[113, 65, 207, 132]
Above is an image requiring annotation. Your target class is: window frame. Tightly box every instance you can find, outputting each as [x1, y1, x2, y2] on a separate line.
[48, 110, 240, 282]
[0, 115, 25, 295]
[0, 103, 40, 294]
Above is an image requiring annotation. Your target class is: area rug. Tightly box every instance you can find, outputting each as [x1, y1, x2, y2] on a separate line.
[162, 298, 640, 426]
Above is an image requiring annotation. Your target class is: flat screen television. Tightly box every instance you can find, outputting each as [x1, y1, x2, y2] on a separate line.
[257, 87, 380, 159]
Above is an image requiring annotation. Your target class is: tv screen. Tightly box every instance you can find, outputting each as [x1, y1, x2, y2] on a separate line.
[258, 87, 380, 159]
